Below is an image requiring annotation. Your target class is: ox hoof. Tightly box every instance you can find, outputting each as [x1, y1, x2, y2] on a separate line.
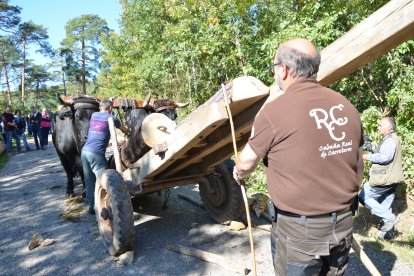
[66, 193, 75, 199]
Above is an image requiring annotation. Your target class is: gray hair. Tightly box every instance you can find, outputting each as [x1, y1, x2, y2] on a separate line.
[277, 45, 321, 78]
[383, 117, 397, 131]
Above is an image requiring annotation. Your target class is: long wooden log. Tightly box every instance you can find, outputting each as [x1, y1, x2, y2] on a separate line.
[318, 0, 414, 85]
[165, 244, 250, 275]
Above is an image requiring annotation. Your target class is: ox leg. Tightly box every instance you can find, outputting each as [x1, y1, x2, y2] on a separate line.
[66, 177, 75, 198]
[75, 156, 86, 198]
[58, 155, 76, 198]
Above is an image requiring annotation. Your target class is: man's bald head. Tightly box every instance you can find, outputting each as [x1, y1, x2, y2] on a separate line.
[275, 38, 321, 78]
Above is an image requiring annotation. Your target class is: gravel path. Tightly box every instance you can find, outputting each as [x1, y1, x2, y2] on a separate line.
[0, 136, 413, 275]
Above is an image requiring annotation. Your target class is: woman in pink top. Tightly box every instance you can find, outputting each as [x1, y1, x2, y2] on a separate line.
[40, 107, 51, 150]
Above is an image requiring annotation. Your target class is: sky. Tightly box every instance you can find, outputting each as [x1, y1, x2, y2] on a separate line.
[9, 0, 122, 64]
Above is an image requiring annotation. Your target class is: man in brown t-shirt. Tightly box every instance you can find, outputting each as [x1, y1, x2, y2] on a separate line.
[234, 38, 364, 275]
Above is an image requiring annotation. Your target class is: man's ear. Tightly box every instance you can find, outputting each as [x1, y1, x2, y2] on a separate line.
[281, 64, 289, 80]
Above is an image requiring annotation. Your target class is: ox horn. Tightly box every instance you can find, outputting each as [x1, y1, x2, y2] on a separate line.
[175, 102, 189, 108]
[59, 96, 74, 107]
[143, 92, 152, 107]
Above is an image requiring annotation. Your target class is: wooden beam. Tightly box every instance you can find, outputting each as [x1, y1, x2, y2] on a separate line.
[159, 97, 266, 178]
[318, 0, 414, 86]
[137, 103, 229, 180]
[165, 244, 250, 275]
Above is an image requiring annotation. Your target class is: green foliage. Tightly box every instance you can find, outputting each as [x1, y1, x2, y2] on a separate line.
[97, 0, 413, 196]
[0, 0, 21, 32]
[245, 161, 268, 195]
[61, 14, 109, 96]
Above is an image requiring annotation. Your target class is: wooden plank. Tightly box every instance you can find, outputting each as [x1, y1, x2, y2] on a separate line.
[318, 0, 414, 86]
[137, 103, 229, 181]
[160, 97, 266, 178]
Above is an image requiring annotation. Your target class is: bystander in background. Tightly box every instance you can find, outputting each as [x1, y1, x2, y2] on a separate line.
[14, 110, 33, 152]
[40, 108, 51, 150]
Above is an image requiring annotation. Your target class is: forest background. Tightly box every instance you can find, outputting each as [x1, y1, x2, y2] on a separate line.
[1, 1, 413, 201]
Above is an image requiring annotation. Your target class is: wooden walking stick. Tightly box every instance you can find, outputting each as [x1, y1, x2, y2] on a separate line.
[351, 238, 381, 276]
[222, 83, 257, 276]
[108, 116, 122, 174]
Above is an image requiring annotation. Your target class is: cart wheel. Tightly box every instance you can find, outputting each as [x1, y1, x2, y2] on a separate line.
[95, 169, 135, 256]
[199, 162, 244, 224]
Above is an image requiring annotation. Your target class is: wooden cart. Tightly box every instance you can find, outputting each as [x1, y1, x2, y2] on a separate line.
[94, 76, 271, 256]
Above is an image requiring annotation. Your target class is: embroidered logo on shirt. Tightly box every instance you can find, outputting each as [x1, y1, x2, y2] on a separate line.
[309, 104, 348, 141]
[309, 104, 353, 158]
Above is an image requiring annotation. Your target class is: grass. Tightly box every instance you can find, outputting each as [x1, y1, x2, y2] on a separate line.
[351, 195, 414, 265]
[0, 152, 9, 171]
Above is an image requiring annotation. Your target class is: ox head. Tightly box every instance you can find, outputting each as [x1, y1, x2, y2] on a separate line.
[142, 93, 188, 121]
[58, 96, 100, 148]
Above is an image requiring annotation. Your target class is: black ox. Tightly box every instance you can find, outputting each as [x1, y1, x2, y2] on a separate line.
[113, 98, 185, 170]
[53, 97, 100, 197]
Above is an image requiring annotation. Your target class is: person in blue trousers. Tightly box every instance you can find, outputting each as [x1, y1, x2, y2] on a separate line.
[14, 110, 33, 152]
[359, 117, 405, 239]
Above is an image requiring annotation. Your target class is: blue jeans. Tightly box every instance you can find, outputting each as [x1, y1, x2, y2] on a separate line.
[15, 129, 31, 150]
[359, 183, 396, 223]
[81, 151, 108, 209]
[5, 130, 21, 153]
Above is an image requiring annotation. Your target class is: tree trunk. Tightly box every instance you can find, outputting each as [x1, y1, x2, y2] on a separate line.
[120, 0, 127, 12]
[81, 33, 86, 96]
[2, 56, 12, 105]
[34, 81, 39, 108]
[21, 38, 26, 106]
[233, 27, 247, 76]
[61, 66, 67, 96]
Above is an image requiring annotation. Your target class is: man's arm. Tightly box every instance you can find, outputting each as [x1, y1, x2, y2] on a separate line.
[233, 143, 261, 182]
[363, 138, 396, 164]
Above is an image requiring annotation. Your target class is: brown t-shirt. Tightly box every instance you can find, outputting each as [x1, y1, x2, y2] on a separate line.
[249, 79, 363, 215]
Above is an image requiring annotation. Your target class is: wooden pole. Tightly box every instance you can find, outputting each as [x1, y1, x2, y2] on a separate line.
[222, 83, 257, 276]
[166, 244, 250, 275]
[108, 117, 122, 174]
[318, 0, 414, 85]
[351, 238, 381, 276]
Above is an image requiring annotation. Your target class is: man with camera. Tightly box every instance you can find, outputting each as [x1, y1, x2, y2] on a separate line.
[359, 117, 404, 237]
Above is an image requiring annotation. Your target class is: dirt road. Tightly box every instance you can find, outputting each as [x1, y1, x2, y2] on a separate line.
[0, 136, 412, 275]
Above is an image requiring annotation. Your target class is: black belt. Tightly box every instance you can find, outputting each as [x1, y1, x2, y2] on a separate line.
[276, 206, 351, 219]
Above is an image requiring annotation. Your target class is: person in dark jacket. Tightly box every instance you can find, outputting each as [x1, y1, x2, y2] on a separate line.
[1, 106, 20, 154]
[29, 106, 42, 150]
[14, 110, 33, 152]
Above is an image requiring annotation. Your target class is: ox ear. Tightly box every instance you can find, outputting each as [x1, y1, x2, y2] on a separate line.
[143, 92, 152, 107]
[175, 102, 189, 108]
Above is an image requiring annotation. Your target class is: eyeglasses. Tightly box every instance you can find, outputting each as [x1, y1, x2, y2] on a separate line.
[269, 62, 282, 73]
